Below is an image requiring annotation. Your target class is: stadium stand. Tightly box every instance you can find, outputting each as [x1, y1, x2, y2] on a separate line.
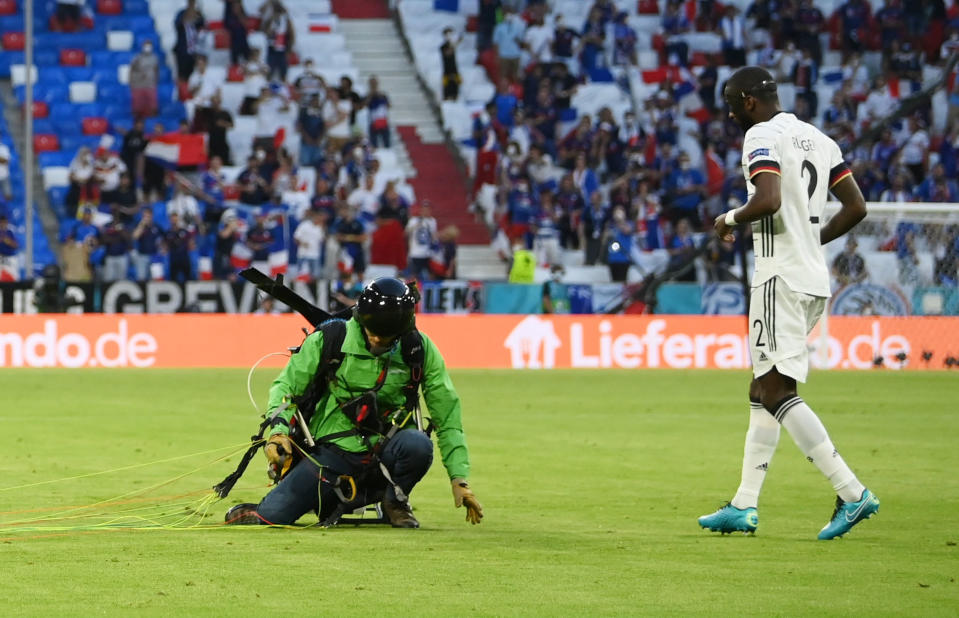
[0, 0, 956, 296]
[395, 0, 959, 288]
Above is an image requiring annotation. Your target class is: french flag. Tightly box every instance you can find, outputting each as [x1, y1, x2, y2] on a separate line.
[144, 134, 208, 170]
[198, 255, 214, 281]
[268, 249, 288, 277]
[308, 13, 335, 33]
[230, 242, 253, 270]
[0, 259, 18, 282]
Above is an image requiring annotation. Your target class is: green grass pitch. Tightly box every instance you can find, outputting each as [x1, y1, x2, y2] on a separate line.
[0, 368, 957, 616]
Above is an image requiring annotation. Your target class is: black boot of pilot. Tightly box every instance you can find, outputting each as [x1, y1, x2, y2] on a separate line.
[224, 503, 264, 525]
[382, 498, 419, 528]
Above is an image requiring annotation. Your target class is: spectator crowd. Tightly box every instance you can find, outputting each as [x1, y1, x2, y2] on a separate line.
[43, 0, 461, 290]
[461, 0, 959, 287]
[6, 0, 959, 294]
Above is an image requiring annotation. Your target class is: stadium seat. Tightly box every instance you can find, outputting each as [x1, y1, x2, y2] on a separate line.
[159, 101, 186, 118]
[82, 117, 109, 135]
[227, 64, 244, 82]
[129, 15, 154, 34]
[213, 29, 230, 49]
[2, 31, 24, 51]
[133, 32, 160, 53]
[35, 48, 59, 66]
[91, 66, 117, 84]
[0, 15, 22, 32]
[117, 64, 129, 84]
[39, 68, 70, 87]
[124, 0, 149, 14]
[38, 151, 73, 168]
[157, 82, 174, 104]
[61, 32, 104, 50]
[11, 64, 38, 87]
[48, 186, 68, 207]
[69, 81, 98, 103]
[588, 67, 614, 83]
[110, 117, 133, 133]
[98, 16, 130, 31]
[60, 134, 100, 153]
[0, 51, 23, 77]
[33, 118, 55, 134]
[97, 0, 123, 15]
[63, 66, 94, 82]
[42, 167, 70, 190]
[33, 134, 60, 153]
[50, 101, 77, 124]
[60, 49, 87, 66]
[89, 50, 113, 68]
[52, 117, 81, 136]
[17, 82, 69, 104]
[0, 0, 16, 15]
[97, 81, 128, 103]
[638, 0, 659, 14]
[102, 104, 132, 123]
[32, 101, 50, 118]
[107, 30, 134, 51]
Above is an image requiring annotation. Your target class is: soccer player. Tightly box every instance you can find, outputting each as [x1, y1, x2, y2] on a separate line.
[698, 67, 879, 540]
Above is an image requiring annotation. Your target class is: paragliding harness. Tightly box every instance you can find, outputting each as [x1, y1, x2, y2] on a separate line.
[213, 268, 430, 526]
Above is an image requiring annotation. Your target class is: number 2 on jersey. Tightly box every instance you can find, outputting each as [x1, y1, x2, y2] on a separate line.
[801, 160, 818, 200]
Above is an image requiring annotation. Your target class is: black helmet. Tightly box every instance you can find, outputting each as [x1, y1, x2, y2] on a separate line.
[353, 277, 416, 338]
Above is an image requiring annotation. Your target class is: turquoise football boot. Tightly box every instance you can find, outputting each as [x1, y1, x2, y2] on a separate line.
[698, 503, 759, 534]
[817, 489, 879, 540]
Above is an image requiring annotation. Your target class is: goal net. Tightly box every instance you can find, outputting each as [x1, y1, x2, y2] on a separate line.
[808, 201, 959, 370]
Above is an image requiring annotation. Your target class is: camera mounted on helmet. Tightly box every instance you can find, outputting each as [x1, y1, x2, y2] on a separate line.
[353, 277, 419, 339]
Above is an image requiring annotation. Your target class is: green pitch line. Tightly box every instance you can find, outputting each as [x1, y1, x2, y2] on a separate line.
[0, 369, 956, 616]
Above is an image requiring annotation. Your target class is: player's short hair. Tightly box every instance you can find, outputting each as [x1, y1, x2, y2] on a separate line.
[727, 67, 779, 104]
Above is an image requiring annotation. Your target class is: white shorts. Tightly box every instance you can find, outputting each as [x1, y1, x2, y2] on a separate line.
[749, 276, 826, 383]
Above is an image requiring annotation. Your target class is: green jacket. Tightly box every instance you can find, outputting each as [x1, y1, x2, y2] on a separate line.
[267, 319, 470, 480]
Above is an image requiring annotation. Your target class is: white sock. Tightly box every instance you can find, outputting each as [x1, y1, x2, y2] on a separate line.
[731, 402, 781, 510]
[775, 396, 866, 503]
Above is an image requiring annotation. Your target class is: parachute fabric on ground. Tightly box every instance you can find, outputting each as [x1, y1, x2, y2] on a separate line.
[0, 442, 280, 539]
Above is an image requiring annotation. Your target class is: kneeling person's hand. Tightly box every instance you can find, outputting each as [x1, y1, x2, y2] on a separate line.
[451, 478, 484, 524]
[264, 434, 294, 480]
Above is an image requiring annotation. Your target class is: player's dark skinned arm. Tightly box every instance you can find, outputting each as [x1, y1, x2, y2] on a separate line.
[714, 171, 780, 240]
[732, 171, 782, 222]
[820, 175, 867, 245]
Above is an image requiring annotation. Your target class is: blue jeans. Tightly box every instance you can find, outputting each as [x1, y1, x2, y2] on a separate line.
[299, 143, 324, 167]
[256, 429, 434, 525]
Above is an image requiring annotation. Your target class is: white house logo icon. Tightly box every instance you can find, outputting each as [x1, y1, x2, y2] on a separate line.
[504, 316, 562, 368]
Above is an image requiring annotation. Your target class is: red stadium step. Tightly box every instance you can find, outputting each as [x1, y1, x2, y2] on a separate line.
[330, 0, 389, 19]
[395, 125, 488, 245]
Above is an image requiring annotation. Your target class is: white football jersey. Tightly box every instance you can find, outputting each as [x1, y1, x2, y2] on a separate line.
[741, 112, 851, 297]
